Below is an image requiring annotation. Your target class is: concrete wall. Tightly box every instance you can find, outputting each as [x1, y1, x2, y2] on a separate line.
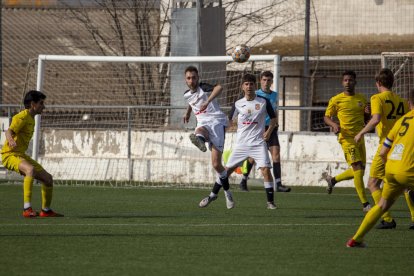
[29, 129, 381, 188]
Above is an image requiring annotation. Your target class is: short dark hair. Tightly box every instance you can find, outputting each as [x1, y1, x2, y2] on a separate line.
[375, 68, 394, 89]
[184, 65, 199, 75]
[342, 70, 356, 79]
[23, 90, 46, 109]
[242, 73, 256, 84]
[260, 71, 273, 79]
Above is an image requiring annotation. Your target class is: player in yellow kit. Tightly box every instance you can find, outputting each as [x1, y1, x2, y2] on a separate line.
[347, 89, 414, 247]
[355, 68, 414, 229]
[1, 90, 63, 218]
[324, 70, 371, 212]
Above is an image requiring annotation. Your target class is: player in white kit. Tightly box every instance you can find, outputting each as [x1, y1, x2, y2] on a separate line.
[226, 73, 278, 209]
[182, 66, 234, 209]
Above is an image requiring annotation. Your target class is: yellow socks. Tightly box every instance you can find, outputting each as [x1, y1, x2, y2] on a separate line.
[41, 185, 53, 210]
[352, 204, 383, 242]
[335, 168, 354, 182]
[23, 176, 34, 209]
[353, 169, 368, 204]
[372, 189, 393, 222]
[404, 191, 414, 222]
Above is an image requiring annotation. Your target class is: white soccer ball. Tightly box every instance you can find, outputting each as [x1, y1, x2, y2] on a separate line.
[231, 44, 251, 63]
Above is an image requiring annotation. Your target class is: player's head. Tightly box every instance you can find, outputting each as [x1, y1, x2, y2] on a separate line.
[375, 68, 394, 89]
[260, 71, 273, 92]
[409, 89, 414, 109]
[23, 90, 46, 114]
[184, 66, 199, 91]
[342, 70, 357, 93]
[241, 73, 257, 96]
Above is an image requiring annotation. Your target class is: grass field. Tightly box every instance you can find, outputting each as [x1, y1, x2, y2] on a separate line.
[1, 183, 414, 275]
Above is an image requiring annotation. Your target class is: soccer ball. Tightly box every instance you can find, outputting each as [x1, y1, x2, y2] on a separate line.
[231, 44, 251, 63]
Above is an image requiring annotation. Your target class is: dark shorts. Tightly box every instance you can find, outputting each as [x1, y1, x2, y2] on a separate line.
[265, 126, 280, 147]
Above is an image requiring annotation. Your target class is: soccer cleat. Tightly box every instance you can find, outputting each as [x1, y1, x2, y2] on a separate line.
[267, 202, 277, 209]
[199, 195, 217, 208]
[39, 209, 64, 217]
[189, 133, 207, 152]
[224, 191, 235, 209]
[23, 207, 38, 218]
[362, 203, 372, 213]
[239, 179, 248, 191]
[325, 175, 334, 194]
[409, 223, 414, 230]
[276, 185, 291, 192]
[375, 219, 396, 229]
[346, 238, 366, 248]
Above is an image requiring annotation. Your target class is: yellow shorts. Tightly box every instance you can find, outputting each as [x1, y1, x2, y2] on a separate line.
[1, 153, 44, 174]
[382, 173, 414, 202]
[339, 136, 366, 166]
[369, 145, 385, 179]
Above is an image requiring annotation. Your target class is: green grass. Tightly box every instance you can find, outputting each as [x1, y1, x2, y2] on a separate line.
[1, 184, 414, 275]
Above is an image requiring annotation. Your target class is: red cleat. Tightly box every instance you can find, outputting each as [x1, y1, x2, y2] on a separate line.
[39, 209, 64, 217]
[23, 207, 38, 218]
[346, 238, 366, 248]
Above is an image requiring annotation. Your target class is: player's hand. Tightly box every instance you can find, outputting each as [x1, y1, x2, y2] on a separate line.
[331, 124, 340, 134]
[7, 138, 17, 149]
[183, 113, 190, 124]
[263, 131, 271, 141]
[199, 101, 209, 112]
[354, 133, 362, 143]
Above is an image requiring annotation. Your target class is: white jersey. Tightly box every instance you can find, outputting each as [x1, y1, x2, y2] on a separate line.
[183, 82, 228, 127]
[231, 95, 276, 146]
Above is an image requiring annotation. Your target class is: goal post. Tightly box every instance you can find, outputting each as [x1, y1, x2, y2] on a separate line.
[381, 52, 414, 99]
[31, 54, 280, 186]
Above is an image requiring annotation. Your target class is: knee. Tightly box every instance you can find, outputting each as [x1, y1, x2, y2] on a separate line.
[23, 166, 35, 177]
[212, 161, 223, 172]
[43, 173, 54, 187]
[367, 178, 380, 191]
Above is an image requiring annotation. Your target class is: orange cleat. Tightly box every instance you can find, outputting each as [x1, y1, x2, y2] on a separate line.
[346, 238, 366, 248]
[40, 209, 64, 217]
[23, 207, 38, 218]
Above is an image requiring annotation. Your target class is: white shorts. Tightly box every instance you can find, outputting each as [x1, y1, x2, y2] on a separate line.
[226, 144, 272, 169]
[196, 123, 226, 152]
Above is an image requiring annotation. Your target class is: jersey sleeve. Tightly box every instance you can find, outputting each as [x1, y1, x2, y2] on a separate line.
[370, 94, 382, 115]
[325, 98, 337, 117]
[264, 98, 276, 119]
[199, 82, 215, 93]
[9, 115, 26, 134]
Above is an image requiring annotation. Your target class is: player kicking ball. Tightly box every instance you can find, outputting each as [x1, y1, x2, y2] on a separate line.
[226, 73, 278, 209]
[182, 66, 234, 209]
[1, 90, 63, 218]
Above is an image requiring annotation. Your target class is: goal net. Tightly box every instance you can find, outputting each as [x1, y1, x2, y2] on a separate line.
[381, 52, 414, 99]
[22, 55, 281, 187]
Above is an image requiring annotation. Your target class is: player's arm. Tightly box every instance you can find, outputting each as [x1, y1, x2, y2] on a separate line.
[227, 103, 237, 132]
[199, 84, 223, 111]
[264, 98, 277, 141]
[354, 113, 381, 143]
[324, 98, 340, 134]
[5, 128, 17, 149]
[183, 105, 192, 123]
[323, 116, 340, 134]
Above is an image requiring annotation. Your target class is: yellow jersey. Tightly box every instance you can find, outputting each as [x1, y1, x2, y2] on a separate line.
[384, 110, 414, 176]
[371, 90, 408, 143]
[1, 109, 35, 155]
[325, 92, 367, 138]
